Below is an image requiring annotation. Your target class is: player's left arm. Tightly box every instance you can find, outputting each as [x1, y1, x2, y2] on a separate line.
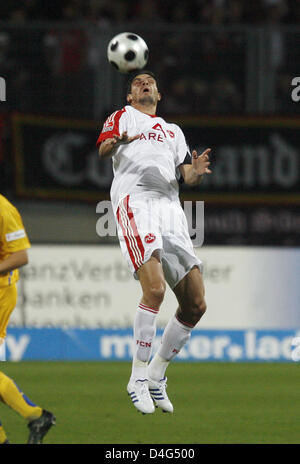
[179, 148, 212, 186]
[0, 249, 28, 275]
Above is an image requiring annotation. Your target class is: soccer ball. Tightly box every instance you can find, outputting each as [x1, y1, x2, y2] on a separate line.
[107, 32, 149, 74]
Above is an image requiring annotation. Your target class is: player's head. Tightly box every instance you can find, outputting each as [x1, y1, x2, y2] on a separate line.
[126, 70, 161, 106]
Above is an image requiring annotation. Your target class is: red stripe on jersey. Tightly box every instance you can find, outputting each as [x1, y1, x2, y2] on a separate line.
[116, 195, 145, 271]
[116, 203, 137, 269]
[124, 195, 145, 267]
[117, 198, 142, 270]
[96, 107, 126, 147]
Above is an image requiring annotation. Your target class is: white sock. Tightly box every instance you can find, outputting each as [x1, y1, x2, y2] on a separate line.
[130, 302, 159, 381]
[148, 316, 192, 381]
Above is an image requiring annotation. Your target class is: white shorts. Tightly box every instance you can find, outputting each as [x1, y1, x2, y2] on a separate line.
[116, 194, 203, 289]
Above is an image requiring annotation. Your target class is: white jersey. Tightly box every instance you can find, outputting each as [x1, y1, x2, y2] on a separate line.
[97, 105, 189, 212]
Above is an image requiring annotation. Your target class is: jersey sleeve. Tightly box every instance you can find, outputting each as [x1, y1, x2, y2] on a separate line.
[96, 108, 127, 147]
[1, 207, 31, 255]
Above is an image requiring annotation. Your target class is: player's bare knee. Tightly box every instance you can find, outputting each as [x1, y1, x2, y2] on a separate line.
[177, 296, 206, 327]
[149, 282, 166, 305]
[197, 298, 207, 317]
[190, 298, 207, 322]
[144, 282, 166, 308]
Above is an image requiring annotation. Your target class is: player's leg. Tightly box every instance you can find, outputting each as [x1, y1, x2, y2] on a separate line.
[0, 286, 55, 443]
[0, 369, 42, 421]
[0, 287, 43, 422]
[132, 250, 165, 378]
[0, 285, 17, 343]
[174, 265, 206, 326]
[127, 251, 166, 414]
[0, 370, 56, 443]
[116, 196, 166, 413]
[0, 419, 9, 444]
[151, 265, 206, 369]
[148, 266, 206, 411]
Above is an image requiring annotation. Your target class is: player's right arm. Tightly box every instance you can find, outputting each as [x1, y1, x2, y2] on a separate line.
[98, 131, 140, 159]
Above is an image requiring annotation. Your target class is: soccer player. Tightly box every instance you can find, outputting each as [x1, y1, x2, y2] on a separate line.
[97, 71, 212, 414]
[0, 194, 55, 444]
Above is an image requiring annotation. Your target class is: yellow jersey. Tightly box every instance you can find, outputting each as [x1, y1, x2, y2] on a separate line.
[0, 194, 31, 287]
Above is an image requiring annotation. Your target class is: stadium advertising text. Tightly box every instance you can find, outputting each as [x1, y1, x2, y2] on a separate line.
[13, 114, 300, 202]
[9, 245, 299, 331]
[5, 245, 299, 362]
[98, 330, 299, 362]
[291, 337, 300, 362]
[13, 114, 300, 245]
[4, 329, 300, 362]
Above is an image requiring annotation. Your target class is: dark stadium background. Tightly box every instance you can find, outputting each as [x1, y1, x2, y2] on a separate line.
[0, 0, 299, 246]
[0, 0, 300, 445]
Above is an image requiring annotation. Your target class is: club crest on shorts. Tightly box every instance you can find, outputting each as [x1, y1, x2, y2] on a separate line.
[144, 233, 156, 244]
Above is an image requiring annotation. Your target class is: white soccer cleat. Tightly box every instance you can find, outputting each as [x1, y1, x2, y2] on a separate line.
[127, 379, 155, 414]
[148, 377, 174, 413]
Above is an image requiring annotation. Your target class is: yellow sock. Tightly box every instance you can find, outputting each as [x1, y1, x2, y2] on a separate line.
[0, 371, 42, 421]
[0, 423, 8, 444]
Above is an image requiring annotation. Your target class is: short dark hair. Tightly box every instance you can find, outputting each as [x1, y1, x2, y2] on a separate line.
[127, 70, 157, 95]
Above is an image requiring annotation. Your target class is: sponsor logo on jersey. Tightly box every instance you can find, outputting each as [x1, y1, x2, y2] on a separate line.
[102, 125, 114, 133]
[139, 124, 175, 142]
[152, 123, 166, 137]
[152, 123, 175, 138]
[144, 233, 156, 244]
[5, 229, 26, 242]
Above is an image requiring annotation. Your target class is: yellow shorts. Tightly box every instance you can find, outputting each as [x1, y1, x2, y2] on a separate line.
[0, 284, 17, 339]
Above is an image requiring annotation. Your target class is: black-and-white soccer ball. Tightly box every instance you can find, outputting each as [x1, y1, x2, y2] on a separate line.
[107, 32, 149, 74]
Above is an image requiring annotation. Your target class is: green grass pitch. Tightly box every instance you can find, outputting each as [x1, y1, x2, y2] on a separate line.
[1, 361, 299, 444]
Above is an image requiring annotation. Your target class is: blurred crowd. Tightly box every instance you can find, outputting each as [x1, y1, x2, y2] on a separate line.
[0, 0, 300, 25]
[0, 0, 299, 117]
